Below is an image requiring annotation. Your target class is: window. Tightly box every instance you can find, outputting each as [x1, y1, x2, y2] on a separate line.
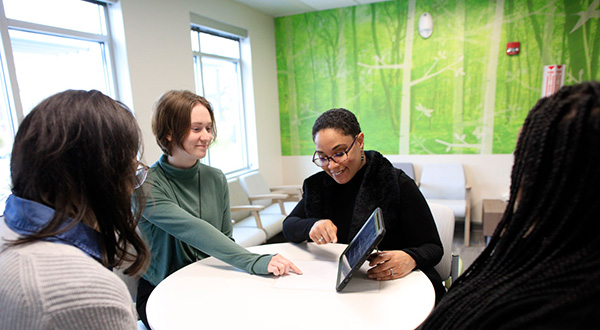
[191, 23, 254, 176]
[0, 0, 117, 208]
[0, 55, 15, 205]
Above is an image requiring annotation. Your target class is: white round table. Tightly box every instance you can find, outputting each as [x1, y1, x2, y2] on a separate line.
[146, 242, 435, 330]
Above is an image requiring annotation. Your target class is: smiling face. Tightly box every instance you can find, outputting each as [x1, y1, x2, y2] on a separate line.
[168, 103, 213, 169]
[313, 128, 365, 184]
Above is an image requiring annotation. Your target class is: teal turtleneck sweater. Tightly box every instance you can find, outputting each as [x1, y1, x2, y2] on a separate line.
[139, 155, 271, 286]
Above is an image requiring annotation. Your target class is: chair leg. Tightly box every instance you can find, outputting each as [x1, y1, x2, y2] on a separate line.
[464, 202, 471, 246]
[448, 253, 463, 288]
[278, 200, 287, 216]
[464, 219, 470, 247]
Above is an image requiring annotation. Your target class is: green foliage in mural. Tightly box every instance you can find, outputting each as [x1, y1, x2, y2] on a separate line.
[276, 0, 600, 156]
[494, 0, 600, 153]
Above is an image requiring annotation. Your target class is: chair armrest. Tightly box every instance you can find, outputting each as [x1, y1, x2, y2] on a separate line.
[271, 185, 302, 202]
[247, 194, 290, 216]
[247, 193, 289, 201]
[270, 185, 302, 193]
[230, 205, 265, 212]
[230, 205, 266, 231]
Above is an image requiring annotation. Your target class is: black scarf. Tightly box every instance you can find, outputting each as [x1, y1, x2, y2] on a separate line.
[302, 150, 402, 245]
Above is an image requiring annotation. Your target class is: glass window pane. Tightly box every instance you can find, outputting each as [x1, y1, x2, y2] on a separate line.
[0, 60, 16, 211]
[10, 29, 110, 115]
[201, 57, 246, 173]
[199, 32, 239, 59]
[193, 56, 203, 95]
[4, 0, 105, 35]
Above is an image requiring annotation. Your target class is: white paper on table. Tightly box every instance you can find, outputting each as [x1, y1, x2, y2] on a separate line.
[273, 260, 380, 292]
[273, 260, 337, 291]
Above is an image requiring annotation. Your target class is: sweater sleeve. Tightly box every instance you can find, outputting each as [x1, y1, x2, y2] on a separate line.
[282, 186, 320, 243]
[218, 172, 234, 238]
[143, 174, 271, 275]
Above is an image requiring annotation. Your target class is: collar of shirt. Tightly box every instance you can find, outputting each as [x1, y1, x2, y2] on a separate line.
[3, 194, 103, 263]
[157, 154, 201, 180]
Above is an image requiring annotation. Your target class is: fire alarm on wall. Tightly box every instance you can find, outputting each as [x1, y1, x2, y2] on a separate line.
[507, 42, 520, 55]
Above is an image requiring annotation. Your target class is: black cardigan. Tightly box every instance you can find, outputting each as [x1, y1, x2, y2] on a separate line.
[282, 150, 445, 301]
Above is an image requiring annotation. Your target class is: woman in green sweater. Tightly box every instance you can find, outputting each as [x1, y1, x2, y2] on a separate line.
[136, 90, 301, 328]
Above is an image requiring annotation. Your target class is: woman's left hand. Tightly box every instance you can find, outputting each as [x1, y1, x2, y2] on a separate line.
[366, 250, 416, 281]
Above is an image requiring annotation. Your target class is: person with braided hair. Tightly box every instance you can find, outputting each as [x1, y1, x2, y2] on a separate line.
[420, 81, 600, 329]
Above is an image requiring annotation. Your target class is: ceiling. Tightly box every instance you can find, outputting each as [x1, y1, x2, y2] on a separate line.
[232, 0, 392, 17]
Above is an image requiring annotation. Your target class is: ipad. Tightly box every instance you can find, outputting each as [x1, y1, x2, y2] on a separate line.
[336, 207, 386, 292]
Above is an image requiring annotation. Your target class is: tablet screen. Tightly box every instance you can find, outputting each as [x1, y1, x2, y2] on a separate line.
[336, 207, 385, 292]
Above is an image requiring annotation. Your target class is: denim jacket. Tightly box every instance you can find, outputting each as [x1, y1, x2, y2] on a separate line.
[2, 194, 103, 263]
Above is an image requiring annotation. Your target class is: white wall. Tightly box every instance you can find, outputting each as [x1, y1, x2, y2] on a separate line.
[115, 0, 513, 224]
[116, 0, 284, 184]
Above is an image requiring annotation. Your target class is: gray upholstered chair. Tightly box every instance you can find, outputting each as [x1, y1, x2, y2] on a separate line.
[228, 178, 283, 242]
[392, 162, 417, 184]
[419, 163, 472, 246]
[238, 171, 301, 216]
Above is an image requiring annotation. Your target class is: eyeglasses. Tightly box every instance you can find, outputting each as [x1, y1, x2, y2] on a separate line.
[312, 135, 358, 167]
[134, 162, 149, 189]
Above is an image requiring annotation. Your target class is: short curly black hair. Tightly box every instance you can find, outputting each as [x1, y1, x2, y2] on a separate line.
[311, 108, 361, 141]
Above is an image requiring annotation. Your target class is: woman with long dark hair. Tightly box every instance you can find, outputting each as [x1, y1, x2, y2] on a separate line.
[420, 81, 600, 329]
[0, 90, 149, 329]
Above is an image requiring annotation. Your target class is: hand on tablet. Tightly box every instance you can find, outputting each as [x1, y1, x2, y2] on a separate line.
[267, 254, 302, 276]
[366, 250, 416, 281]
[309, 219, 338, 244]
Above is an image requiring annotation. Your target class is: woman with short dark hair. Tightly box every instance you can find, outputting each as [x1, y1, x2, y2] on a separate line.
[283, 108, 446, 302]
[0, 89, 149, 329]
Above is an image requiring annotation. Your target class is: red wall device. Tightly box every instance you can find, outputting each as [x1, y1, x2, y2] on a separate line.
[507, 42, 520, 55]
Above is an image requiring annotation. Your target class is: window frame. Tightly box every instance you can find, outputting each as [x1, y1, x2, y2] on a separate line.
[0, 0, 118, 124]
[191, 22, 256, 177]
[0, 0, 119, 209]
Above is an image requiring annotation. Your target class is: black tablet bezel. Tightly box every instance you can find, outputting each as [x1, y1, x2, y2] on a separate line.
[335, 207, 386, 292]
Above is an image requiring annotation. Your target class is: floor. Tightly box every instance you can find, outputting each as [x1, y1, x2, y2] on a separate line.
[266, 221, 487, 271]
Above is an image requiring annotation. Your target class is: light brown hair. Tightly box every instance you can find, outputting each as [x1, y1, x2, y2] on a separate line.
[151, 90, 217, 155]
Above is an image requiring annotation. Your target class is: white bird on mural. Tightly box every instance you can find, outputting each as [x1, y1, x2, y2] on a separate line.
[570, 0, 600, 34]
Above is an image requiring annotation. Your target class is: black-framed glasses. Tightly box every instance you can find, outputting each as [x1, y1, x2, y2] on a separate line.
[312, 135, 358, 167]
[134, 162, 149, 189]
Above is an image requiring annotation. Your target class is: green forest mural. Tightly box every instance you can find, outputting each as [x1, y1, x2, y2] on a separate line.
[275, 0, 600, 155]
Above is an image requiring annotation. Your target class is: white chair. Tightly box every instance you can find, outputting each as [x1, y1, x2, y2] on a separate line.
[392, 162, 417, 184]
[228, 178, 283, 242]
[428, 203, 462, 288]
[113, 235, 142, 302]
[238, 171, 301, 216]
[419, 163, 472, 246]
[113, 258, 147, 329]
[114, 270, 139, 303]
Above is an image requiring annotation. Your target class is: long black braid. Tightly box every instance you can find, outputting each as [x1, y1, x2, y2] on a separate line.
[420, 81, 600, 330]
